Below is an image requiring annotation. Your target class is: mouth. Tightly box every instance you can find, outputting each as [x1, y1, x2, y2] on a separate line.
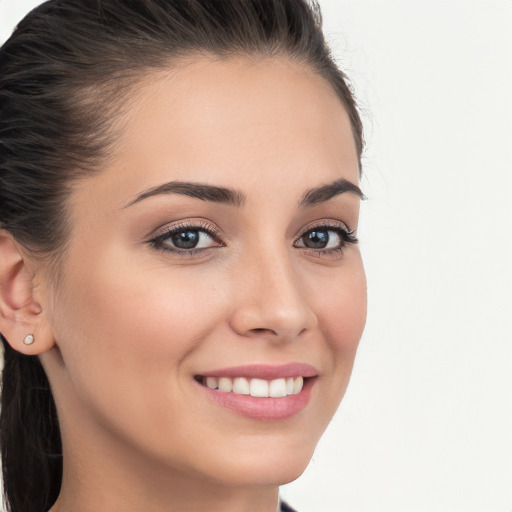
[193, 364, 317, 420]
[194, 375, 308, 397]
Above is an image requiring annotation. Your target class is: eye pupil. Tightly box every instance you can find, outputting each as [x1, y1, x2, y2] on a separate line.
[172, 230, 199, 249]
[303, 230, 329, 249]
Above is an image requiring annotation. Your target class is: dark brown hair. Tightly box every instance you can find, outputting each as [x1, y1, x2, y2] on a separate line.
[0, 1, 363, 511]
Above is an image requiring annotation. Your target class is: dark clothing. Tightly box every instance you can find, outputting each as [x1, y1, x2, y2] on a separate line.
[280, 500, 298, 512]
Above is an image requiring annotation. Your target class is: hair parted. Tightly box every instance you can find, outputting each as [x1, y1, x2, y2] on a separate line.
[0, 1, 364, 511]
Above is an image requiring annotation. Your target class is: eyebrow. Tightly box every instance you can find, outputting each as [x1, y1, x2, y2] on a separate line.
[124, 177, 364, 209]
[124, 181, 246, 208]
[298, 178, 366, 207]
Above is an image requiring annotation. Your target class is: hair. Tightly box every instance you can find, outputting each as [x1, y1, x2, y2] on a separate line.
[0, 1, 364, 511]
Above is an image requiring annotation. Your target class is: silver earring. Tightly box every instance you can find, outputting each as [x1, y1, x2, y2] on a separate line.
[23, 334, 35, 345]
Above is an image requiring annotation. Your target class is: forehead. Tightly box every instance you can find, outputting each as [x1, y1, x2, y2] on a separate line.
[75, 56, 359, 210]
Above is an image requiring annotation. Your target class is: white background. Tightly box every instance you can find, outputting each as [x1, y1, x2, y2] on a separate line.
[1, 1, 511, 511]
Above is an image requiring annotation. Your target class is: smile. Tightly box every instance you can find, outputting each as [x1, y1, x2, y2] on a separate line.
[194, 364, 317, 420]
[197, 376, 305, 397]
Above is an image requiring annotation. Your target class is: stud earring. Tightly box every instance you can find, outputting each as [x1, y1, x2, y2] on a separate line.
[23, 334, 35, 345]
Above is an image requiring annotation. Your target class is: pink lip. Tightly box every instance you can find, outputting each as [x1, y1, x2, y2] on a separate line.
[194, 363, 318, 421]
[196, 363, 318, 380]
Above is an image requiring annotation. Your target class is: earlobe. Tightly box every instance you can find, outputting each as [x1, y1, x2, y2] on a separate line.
[0, 229, 55, 355]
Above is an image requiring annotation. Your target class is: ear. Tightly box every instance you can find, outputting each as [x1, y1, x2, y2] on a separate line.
[0, 229, 55, 355]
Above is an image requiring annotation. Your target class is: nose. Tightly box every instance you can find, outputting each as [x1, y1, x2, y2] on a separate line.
[228, 249, 318, 342]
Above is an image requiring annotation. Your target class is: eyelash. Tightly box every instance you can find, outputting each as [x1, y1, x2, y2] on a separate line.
[147, 220, 358, 257]
[294, 221, 359, 258]
[148, 221, 223, 256]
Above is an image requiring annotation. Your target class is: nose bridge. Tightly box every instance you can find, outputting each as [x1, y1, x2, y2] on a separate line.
[229, 243, 317, 340]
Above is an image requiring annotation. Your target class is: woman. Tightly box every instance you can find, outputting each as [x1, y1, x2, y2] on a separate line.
[0, 1, 366, 511]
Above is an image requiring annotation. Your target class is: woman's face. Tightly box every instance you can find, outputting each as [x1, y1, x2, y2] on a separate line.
[40, 56, 366, 487]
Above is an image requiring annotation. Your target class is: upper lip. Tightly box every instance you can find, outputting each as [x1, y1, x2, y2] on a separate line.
[196, 363, 318, 380]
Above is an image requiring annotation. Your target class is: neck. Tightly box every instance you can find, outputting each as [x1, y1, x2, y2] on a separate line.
[49, 419, 281, 512]
[51, 486, 280, 512]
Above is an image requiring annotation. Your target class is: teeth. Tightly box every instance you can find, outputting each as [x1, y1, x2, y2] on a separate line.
[293, 376, 303, 395]
[269, 378, 287, 398]
[232, 377, 250, 395]
[250, 378, 269, 397]
[206, 377, 218, 389]
[202, 376, 305, 397]
[218, 377, 233, 392]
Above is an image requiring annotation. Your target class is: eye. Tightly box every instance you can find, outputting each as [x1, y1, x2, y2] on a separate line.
[294, 223, 358, 254]
[148, 222, 223, 254]
[168, 229, 213, 250]
[298, 229, 340, 250]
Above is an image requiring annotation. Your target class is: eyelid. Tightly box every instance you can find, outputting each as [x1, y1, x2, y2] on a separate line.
[296, 219, 355, 238]
[146, 218, 222, 241]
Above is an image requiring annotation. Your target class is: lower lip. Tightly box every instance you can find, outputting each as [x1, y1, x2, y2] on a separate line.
[196, 378, 315, 421]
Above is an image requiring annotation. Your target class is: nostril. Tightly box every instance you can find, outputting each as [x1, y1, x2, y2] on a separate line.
[249, 327, 277, 336]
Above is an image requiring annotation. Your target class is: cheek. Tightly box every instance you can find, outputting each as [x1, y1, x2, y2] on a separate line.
[314, 258, 367, 373]
[293, 256, 366, 445]
[49, 251, 234, 456]
[52, 249, 229, 404]
[321, 261, 366, 337]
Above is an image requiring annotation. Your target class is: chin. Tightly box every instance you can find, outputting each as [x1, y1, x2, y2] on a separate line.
[196, 438, 316, 488]
[214, 461, 311, 489]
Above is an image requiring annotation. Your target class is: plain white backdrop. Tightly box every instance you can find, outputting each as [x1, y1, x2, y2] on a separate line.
[1, 1, 511, 511]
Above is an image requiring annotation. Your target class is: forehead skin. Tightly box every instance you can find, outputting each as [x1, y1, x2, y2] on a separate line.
[81, 55, 359, 209]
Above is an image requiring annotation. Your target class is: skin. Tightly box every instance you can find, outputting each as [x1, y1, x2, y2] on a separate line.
[0, 56, 366, 512]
